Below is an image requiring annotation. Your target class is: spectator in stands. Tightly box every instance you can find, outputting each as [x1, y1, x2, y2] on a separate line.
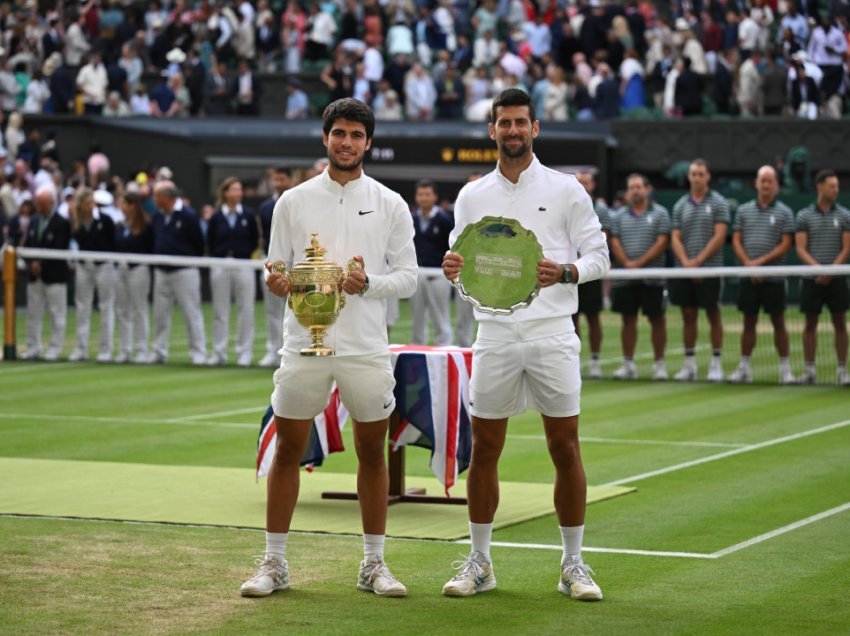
[373, 81, 403, 120]
[794, 170, 850, 385]
[114, 191, 154, 364]
[119, 42, 143, 97]
[737, 49, 762, 115]
[4, 197, 33, 246]
[257, 167, 292, 367]
[103, 91, 130, 117]
[738, 8, 759, 59]
[619, 49, 646, 111]
[608, 173, 671, 380]
[205, 58, 232, 115]
[320, 46, 355, 106]
[69, 187, 117, 362]
[150, 180, 207, 365]
[206, 177, 259, 366]
[129, 84, 152, 115]
[76, 51, 108, 115]
[761, 53, 787, 116]
[592, 63, 620, 119]
[778, 3, 809, 49]
[669, 159, 730, 382]
[436, 63, 465, 119]
[232, 58, 261, 116]
[790, 58, 819, 118]
[405, 61, 437, 120]
[675, 56, 703, 116]
[729, 165, 796, 384]
[410, 179, 453, 346]
[700, 11, 723, 72]
[386, 16, 416, 59]
[807, 14, 847, 119]
[65, 12, 91, 69]
[304, 3, 337, 62]
[751, 0, 774, 52]
[675, 19, 708, 74]
[21, 185, 70, 361]
[573, 171, 610, 379]
[714, 48, 736, 113]
[22, 70, 50, 115]
[284, 77, 308, 119]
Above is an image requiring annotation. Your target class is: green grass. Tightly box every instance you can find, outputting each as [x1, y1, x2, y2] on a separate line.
[1, 361, 849, 634]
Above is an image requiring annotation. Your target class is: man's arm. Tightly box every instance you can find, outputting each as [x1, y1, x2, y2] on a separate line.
[752, 233, 792, 266]
[732, 230, 751, 265]
[692, 223, 728, 266]
[569, 190, 610, 284]
[632, 234, 669, 268]
[670, 228, 691, 267]
[795, 230, 818, 266]
[360, 199, 418, 300]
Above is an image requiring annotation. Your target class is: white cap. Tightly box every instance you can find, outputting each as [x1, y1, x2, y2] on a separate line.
[93, 189, 114, 206]
[166, 47, 187, 64]
[675, 17, 690, 30]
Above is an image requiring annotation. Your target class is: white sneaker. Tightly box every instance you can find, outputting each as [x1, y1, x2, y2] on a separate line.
[559, 560, 603, 601]
[113, 353, 129, 364]
[206, 354, 226, 366]
[95, 352, 112, 363]
[728, 365, 752, 384]
[357, 555, 407, 597]
[706, 359, 724, 382]
[237, 357, 252, 368]
[19, 350, 40, 361]
[442, 551, 496, 597]
[652, 361, 668, 381]
[68, 349, 87, 362]
[587, 359, 603, 379]
[673, 364, 696, 381]
[837, 367, 850, 386]
[240, 554, 290, 597]
[258, 352, 280, 368]
[779, 368, 796, 385]
[797, 369, 816, 385]
[43, 350, 61, 361]
[612, 363, 637, 380]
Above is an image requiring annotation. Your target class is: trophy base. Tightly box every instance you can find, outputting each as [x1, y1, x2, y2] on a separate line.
[300, 347, 334, 357]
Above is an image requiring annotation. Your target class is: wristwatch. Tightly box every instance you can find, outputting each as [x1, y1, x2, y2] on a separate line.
[358, 275, 370, 296]
[560, 265, 573, 284]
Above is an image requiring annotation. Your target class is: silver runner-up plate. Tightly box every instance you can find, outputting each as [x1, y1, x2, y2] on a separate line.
[452, 216, 543, 315]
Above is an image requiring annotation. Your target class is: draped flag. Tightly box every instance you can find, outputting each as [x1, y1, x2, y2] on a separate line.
[256, 386, 348, 479]
[255, 346, 473, 496]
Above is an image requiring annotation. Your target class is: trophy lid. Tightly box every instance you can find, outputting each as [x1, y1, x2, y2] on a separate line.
[292, 233, 342, 271]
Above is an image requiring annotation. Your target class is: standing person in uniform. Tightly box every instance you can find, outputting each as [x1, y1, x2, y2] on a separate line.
[150, 180, 207, 365]
[410, 179, 453, 346]
[608, 174, 671, 380]
[257, 167, 292, 367]
[794, 170, 850, 385]
[573, 170, 610, 379]
[441, 89, 609, 601]
[729, 165, 796, 384]
[669, 159, 730, 382]
[21, 185, 70, 361]
[206, 177, 259, 367]
[240, 98, 418, 599]
[114, 191, 155, 364]
[69, 187, 117, 363]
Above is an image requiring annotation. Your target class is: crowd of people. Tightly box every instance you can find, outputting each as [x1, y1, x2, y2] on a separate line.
[0, 0, 845, 119]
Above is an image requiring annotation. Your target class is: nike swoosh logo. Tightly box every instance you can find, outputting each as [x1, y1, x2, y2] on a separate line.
[358, 210, 374, 216]
[538, 207, 547, 211]
[382, 400, 393, 409]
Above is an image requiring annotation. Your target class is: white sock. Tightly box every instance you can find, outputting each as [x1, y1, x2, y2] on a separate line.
[265, 531, 288, 559]
[685, 354, 696, 367]
[469, 522, 493, 561]
[560, 525, 584, 565]
[363, 534, 385, 560]
[779, 357, 791, 371]
[740, 356, 751, 368]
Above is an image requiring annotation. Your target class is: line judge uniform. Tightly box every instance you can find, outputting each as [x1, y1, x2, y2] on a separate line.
[258, 192, 285, 364]
[410, 204, 454, 346]
[115, 222, 155, 363]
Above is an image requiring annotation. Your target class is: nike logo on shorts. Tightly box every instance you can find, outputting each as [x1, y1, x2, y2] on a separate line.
[358, 210, 374, 216]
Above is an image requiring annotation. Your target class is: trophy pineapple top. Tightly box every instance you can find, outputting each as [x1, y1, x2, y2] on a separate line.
[304, 233, 327, 261]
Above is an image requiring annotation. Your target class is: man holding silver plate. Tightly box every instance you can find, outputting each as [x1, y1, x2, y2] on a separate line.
[241, 98, 418, 598]
[441, 89, 610, 600]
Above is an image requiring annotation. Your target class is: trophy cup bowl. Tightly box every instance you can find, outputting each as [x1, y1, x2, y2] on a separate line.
[272, 234, 359, 356]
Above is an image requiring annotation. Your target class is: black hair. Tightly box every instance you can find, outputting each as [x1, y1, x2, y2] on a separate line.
[322, 98, 376, 140]
[490, 88, 537, 125]
[815, 169, 837, 185]
[415, 179, 438, 195]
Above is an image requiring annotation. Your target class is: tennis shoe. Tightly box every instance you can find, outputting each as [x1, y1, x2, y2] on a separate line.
[706, 359, 724, 382]
[240, 553, 290, 597]
[68, 349, 87, 362]
[673, 364, 696, 381]
[797, 369, 816, 385]
[357, 556, 407, 597]
[559, 560, 603, 601]
[612, 363, 637, 380]
[779, 368, 796, 385]
[652, 360, 668, 381]
[442, 551, 496, 597]
[587, 359, 603, 379]
[728, 365, 752, 384]
[836, 367, 850, 386]
[258, 352, 279, 368]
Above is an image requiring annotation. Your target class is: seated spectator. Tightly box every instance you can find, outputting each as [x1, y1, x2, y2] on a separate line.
[373, 82, 403, 120]
[129, 84, 152, 115]
[103, 91, 131, 117]
[790, 59, 819, 119]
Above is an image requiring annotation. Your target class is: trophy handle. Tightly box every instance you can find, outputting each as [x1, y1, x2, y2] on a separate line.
[346, 258, 363, 274]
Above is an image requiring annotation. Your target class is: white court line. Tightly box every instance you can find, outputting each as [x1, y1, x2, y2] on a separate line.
[0, 412, 256, 429]
[711, 502, 850, 558]
[508, 435, 744, 449]
[454, 539, 713, 560]
[172, 406, 266, 422]
[603, 418, 850, 487]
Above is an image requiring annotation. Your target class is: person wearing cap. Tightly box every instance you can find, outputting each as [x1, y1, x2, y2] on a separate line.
[69, 187, 117, 362]
[150, 180, 207, 365]
[206, 177, 259, 366]
[21, 185, 71, 360]
[257, 167, 292, 367]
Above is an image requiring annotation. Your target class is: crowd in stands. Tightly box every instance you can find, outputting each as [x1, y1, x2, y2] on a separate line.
[0, 0, 844, 120]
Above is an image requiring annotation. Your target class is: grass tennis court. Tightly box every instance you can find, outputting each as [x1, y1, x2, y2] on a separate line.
[1, 359, 848, 634]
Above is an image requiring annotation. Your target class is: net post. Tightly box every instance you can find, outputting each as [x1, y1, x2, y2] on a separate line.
[2, 246, 17, 360]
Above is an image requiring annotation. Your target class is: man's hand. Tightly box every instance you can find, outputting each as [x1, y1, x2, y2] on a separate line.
[265, 262, 290, 297]
[816, 275, 831, 286]
[29, 261, 41, 278]
[536, 258, 563, 287]
[342, 255, 367, 294]
[443, 251, 463, 281]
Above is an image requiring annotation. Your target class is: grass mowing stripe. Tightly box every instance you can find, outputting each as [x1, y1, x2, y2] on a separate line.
[174, 406, 270, 421]
[0, 411, 257, 429]
[455, 539, 715, 560]
[508, 435, 746, 449]
[711, 502, 850, 558]
[603, 418, 850, 487]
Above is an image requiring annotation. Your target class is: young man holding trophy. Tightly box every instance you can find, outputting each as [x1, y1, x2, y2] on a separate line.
[241, 99, 418, 598]
[441, 89, 610, 600]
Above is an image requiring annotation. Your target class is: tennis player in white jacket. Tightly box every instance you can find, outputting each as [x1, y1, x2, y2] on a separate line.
[441, 89, 610, 601]
[241, 98, 418, 599]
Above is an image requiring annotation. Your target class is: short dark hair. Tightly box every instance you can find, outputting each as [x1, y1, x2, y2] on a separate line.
[815, 169, 837, 185]
[491, 88, 536, 125]
[415, 179, 438, 195]
[627, 172, 650, 187]
[273, 166, 292, 177]
[322, 98, 376, 140]
[690, 158, 710, 172]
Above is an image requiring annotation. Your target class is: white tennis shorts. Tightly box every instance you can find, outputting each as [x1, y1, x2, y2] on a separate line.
[469, 328, 582, 419]
[271, 351, 396, 422]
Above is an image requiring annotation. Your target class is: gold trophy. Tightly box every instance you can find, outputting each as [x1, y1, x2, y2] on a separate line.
[271, 234, 361, 356]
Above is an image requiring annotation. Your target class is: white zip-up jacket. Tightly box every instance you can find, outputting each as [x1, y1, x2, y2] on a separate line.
[450, 155, 609, 335]
[268, 169, 418, 356]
